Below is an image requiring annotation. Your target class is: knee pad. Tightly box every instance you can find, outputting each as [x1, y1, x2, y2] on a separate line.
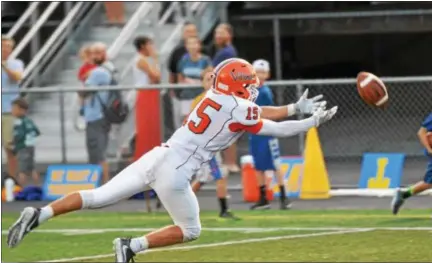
[180, 224, 201, 242]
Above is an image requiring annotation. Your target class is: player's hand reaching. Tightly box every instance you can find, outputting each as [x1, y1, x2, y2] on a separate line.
[312, 106, 338, 127]
[295, 89, 327, 115]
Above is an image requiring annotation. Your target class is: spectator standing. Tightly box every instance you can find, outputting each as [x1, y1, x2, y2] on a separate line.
[8, 98, 40, 186]
[177, 36, 213, 120]
[75, 45, 97, 131]
[81, 43, 115, 184]
[211, 23, 240, 173]
[132, 36, 161, 87]
[103, 2, 124, 26]
[167, 22, 198, 129]
[1, 35, 24, 178]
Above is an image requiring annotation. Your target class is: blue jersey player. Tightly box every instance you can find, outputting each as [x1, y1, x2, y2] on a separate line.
[249, 59, 292, 210]
[392, 112, 432, 214]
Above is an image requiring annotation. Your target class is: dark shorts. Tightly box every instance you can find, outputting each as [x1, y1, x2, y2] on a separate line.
[424, 157, 432, 184]
[86, 118, 109, 164]
[249, 137, 281, 171]
[17, 147, 35, 174]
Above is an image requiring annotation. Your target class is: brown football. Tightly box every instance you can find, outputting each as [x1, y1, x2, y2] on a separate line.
[427, 132, 432, 147]
[356, 72, 389, 108]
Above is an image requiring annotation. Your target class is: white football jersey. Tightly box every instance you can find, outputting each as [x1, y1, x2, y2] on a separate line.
[166, 90, 262, 174]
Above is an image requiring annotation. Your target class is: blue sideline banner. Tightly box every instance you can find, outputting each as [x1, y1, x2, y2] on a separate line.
[358, 153, 405, 189]
[42, 165, 102, 201]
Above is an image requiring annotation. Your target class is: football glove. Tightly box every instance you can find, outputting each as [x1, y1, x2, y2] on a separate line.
[312, 106, 338, 127]
[295, 89, 327, 115]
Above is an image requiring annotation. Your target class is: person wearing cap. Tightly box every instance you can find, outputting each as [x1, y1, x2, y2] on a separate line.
[249, 59, 292, 210]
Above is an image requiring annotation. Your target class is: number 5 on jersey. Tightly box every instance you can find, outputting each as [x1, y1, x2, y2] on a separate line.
[187, 98, 222, 134]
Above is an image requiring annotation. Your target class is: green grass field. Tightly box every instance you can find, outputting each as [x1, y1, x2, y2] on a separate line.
[2, 209, 431, 262]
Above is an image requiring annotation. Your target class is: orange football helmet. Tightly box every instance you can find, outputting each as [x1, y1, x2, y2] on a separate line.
[212, 58, 260, 102]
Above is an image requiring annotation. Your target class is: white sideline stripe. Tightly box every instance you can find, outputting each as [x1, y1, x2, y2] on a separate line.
[41, 229, 371, 262]
[3, 226, 432, 235]
[330, 188, 432, 197]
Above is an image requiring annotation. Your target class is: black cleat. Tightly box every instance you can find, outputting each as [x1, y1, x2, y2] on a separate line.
[250, 199, 270, 210]
[113, 237, 136, 263]
[280, 199, 293, 210]
[219, 210, 240, 220]
[391, 188, 405, 215]
[7, 207, 40, 248]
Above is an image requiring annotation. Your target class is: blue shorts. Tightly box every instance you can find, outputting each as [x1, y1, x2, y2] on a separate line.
[208, 156, 222, 180]
[196, 154, 223, 183]
[424, 157, 432, 184]
[249, 136, 281, 171]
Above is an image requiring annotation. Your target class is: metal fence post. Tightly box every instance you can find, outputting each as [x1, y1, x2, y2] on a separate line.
[296, 83, 305, 155]
[30, 6, 40, 87]
[59, 89, 67, 163]
[272, 18, 283, 105]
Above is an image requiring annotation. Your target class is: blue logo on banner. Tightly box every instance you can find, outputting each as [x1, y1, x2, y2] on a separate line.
[358, 153, 405, 189]
[43, 165, 102, 201]
[273, 156, 303, 198]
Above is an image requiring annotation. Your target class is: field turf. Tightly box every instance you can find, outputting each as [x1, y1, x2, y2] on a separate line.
[1, 209, 431, 262]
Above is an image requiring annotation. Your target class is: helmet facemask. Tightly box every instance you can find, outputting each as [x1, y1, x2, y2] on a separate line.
[246, 83, 259, 102]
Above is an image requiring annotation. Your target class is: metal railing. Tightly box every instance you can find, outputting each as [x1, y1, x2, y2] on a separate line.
[232, 8, 432, 21]
[22, 2, 84, 84]
[107, 2, 153, 59]
[6, 2, 41, 38]
[35, 2, 101, 87]
[3, 76, 431, 165]
[9, 2, 61, 60]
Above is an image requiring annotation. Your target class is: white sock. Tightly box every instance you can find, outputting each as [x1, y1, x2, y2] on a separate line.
[38, 206, 54, 224]
[129, 237, 149, 253]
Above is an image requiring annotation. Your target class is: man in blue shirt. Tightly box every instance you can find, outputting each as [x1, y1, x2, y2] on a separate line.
[392, 112, 432, 215]
[249, 59, 292, 210]
[211, 23, 238, 68]
[82, 43, 113, 184]
[2, 36, 24, 178]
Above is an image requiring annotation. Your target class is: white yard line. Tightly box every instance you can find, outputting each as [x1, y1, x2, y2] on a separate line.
[3, 226, 432, 235]
[41, 228, 371, 262]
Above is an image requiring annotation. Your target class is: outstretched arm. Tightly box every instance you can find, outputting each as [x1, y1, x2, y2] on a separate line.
[261, 89, 326, 121]
[236, 107, 338, 137]
[259, 106, 338, 136]
[256, 118, 316, 137]
[260, 105, 295, 121]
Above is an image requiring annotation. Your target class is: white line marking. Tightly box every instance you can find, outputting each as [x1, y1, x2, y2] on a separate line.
[3, 226, 432, 235]
[41, 229, 371, 262]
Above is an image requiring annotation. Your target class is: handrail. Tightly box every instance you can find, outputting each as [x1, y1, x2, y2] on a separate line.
[107, 2, 152, 59]
[158, 1, 179, 25]
[9, 2, 61, 59]
[158, 23, 184, 59]
[22, 2, 84, 79]
[25, 2, 101, 89]
[6, 2, 41, 38]
[21, 2, 89, 88]
[6, 75, 432, 94]
[232, 9, 432, 21]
